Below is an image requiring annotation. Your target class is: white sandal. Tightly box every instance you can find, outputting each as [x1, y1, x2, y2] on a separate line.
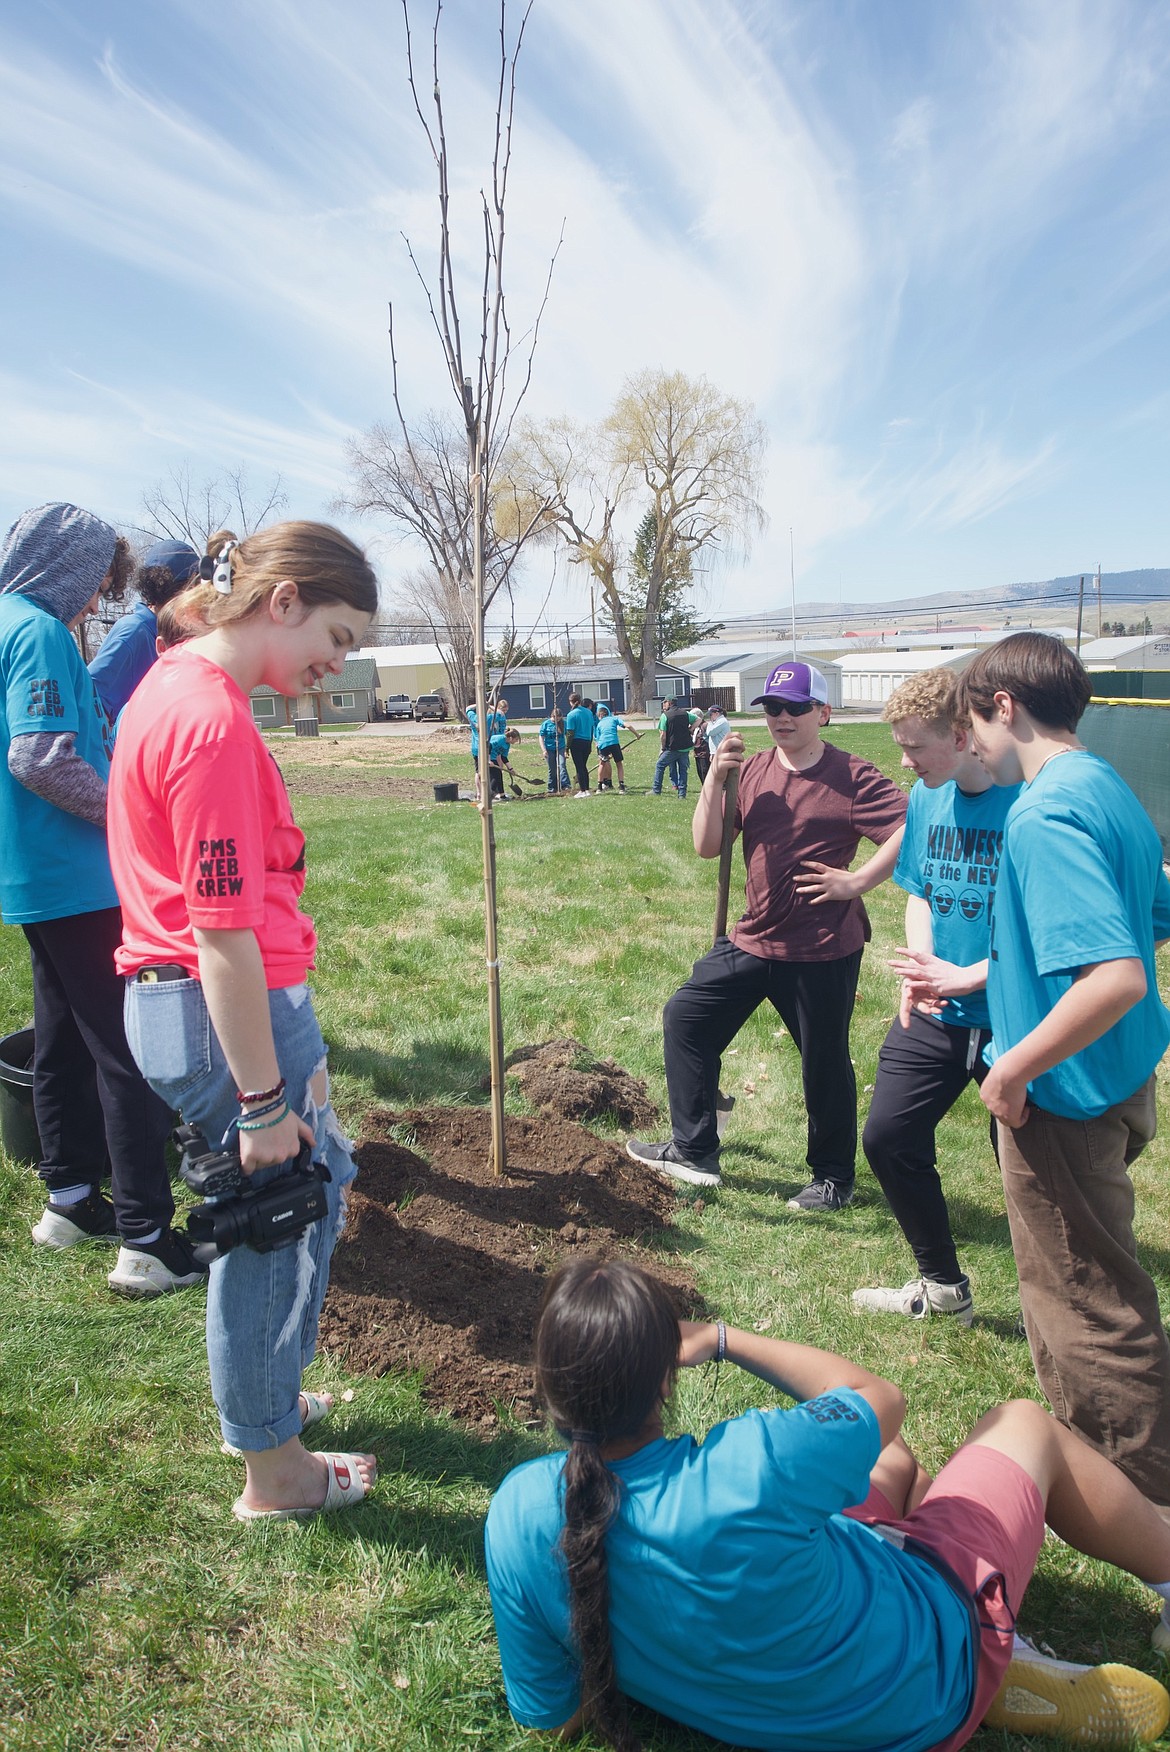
[231, 1451, 373, 1522]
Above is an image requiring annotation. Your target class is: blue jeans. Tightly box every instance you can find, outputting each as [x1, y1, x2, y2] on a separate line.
[124, 976, 357, 1452]
[544, 746, 569, 791]
[653, 747, 691, 796]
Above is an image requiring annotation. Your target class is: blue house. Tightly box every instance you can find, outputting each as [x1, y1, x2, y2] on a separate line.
[487, 658, 691, 719]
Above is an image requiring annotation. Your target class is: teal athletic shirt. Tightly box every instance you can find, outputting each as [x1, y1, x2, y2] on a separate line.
[485, 1387, 973, 1752]
[539, 717, 564, 752]
[986, 750, 1170, 1118]
[564, 705, 595, 742]
[0, 594, 118, 923]
[894, 777, 1019, 1030]
[595, 714, 625, 750]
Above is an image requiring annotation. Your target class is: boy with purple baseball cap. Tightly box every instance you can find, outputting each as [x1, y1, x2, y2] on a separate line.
[750, 660, 831, 707]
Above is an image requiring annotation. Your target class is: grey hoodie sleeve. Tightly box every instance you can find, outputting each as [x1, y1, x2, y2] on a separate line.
[7, 731, 107, 828]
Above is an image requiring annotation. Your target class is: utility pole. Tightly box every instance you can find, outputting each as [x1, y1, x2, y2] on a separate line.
[1076, 576, 1085, 654]
[1096, 562, 1102, 639]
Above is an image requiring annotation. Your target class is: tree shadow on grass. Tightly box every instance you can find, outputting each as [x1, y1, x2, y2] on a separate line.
[327, 1037, 490, 1106]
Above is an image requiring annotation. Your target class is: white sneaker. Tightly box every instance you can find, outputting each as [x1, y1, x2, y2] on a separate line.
[574, 790, 590, 799]
[107, 1230, 210, 1298]
[985, 1638, 1170, 1746]
[851, 1276, 973, 1326]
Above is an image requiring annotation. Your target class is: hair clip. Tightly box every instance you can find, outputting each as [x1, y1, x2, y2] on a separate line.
[198, 541, 238, 594]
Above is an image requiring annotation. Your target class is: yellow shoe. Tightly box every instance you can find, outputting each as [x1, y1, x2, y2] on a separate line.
[984, 1648, 1170, 1747]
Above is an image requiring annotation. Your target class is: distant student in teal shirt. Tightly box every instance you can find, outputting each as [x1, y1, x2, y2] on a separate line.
[563, 693, 595, 795]
[538, 709, 569, 793]
[595, 703, 636, 792]
[486, 1257, 1170, 1752]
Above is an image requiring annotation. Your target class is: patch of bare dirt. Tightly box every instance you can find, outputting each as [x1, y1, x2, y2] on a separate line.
[504, 1038, 660, 1130]
[319, 1105, 700, 1427]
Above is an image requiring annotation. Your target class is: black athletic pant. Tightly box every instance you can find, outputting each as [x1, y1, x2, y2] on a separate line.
[23, 907, 174, 1241]
[663, 936, 862, 1184]
[862, 1008, 994, 1283]
[569, 737, 591, 791]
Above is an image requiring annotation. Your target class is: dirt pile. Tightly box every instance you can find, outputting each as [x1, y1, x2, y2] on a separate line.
[319, 1105, 698, 1426]
[503, 1038, 660, 1130]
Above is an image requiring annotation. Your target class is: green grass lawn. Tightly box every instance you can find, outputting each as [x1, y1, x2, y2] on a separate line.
[2, 722, 1168, 1750]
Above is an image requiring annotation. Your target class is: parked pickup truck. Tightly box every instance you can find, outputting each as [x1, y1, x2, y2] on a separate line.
[413, 694, 448, 720]
[383, 694, 414, 719]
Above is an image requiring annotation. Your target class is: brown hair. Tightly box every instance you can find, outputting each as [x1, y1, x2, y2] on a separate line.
[100, 535, 136, 604]
[956, 633, 1091, 732]
[171, 522, 377, 633]
[154, 599, 197, 650]
[535, 1258, 680, 1752]
[883, 667, 959, 733]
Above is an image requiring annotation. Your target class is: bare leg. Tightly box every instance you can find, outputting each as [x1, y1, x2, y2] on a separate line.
[964, 1399, 1170, 1582]
[869, 1434, 933, 1516]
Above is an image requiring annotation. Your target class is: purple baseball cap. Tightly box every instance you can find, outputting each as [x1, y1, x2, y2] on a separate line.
[750, 661, 830, 706]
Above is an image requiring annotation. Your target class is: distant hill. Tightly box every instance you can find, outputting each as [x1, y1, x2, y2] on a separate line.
[798, 569, 1170, 627]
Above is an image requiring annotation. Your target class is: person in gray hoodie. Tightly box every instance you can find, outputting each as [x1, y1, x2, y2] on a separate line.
[0, 503, 208, 1297]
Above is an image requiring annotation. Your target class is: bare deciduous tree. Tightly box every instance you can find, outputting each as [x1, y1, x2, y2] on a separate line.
[358, 0, 559, 1175]
[511, 370, 767, 708]
[141, 463, 288, 550]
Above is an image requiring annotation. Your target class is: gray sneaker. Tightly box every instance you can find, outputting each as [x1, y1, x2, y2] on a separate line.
[625, 1137, 721, 1188]
[786, 1179, 853, 1213]
[852, 1276, 973, 1327]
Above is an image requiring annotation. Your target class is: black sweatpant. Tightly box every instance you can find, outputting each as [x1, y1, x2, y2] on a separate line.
[23, 907, 174, 1241]
[663, 936, 862, 1185]
[862, 1008, 994, 1283]
[569, 738, 591, 792]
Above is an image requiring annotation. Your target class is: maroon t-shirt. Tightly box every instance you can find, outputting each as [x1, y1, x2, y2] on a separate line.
[729, 742, 907, 962]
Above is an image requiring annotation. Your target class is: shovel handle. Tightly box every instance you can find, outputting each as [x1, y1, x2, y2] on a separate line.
[713, 768, 740, 944]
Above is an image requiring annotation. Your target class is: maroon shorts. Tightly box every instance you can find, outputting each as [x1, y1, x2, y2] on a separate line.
[845, 1445, 1046, 1752]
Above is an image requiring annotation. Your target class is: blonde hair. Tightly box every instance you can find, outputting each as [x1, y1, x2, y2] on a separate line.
[883, 667, 959, 733]
[171, 521, 377, 633]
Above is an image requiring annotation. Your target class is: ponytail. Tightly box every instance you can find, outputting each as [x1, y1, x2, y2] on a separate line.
[536, 1258, 680, 1752]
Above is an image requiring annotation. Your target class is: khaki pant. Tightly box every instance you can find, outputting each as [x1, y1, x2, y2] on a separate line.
[997, 1075, 1170, 1504]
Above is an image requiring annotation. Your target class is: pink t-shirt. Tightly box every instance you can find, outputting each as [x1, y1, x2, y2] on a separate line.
[108, 649, 316, 988]
[730, 741, 907, 962]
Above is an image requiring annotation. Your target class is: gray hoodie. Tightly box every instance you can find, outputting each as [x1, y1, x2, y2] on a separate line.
[0, 502, 118, 624]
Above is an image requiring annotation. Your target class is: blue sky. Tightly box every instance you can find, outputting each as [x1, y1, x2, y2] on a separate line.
[1, 0, 1167, 623]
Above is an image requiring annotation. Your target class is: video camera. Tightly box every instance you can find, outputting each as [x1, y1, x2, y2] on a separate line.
[174, 1123, 331, 1256]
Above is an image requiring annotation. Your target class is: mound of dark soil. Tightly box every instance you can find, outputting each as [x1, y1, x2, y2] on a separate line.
[503, 1038, 660, 1130]
[319, 1105, 699, 1426]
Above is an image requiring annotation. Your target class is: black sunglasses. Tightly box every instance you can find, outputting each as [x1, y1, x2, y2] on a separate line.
[762, 698, 817, 718]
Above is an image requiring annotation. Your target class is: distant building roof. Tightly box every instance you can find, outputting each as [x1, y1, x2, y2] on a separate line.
[489, 658, 688, 685]
[1077, 634, 1164, 660]
[834, 649, 978, 674]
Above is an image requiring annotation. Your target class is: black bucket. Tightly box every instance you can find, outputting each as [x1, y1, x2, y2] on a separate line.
[433, 782, 459, 803]
[0, 1027, 40, 1164]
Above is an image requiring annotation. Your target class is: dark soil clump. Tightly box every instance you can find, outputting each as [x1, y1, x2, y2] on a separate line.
[504, 1037, 660, 1130]
[319, 1105, 698, 1426]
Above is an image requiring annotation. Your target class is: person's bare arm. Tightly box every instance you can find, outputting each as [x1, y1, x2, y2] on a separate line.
[677, 1320, 905, 1449]
[794, 823, 905, 905]
[193, 926, 314, 1171]
[692, 732, 745, 858]
[981, 957, 1147, 1129]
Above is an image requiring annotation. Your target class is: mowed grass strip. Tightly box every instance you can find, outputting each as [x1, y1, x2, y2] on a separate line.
[1, 720, 1168, 1750]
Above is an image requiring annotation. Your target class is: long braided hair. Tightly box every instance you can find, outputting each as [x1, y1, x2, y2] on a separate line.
[535, 1259, 681, 1752]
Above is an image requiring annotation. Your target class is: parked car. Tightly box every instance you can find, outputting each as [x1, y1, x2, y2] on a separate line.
[414, 694, 448, 720]
[383, 694, 414, 720]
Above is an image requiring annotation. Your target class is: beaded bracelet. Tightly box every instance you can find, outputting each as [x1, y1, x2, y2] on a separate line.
[237, 1101, 291, 1133]
[237, 1076, 285, 1107]
[716, 1319, 727, 1364]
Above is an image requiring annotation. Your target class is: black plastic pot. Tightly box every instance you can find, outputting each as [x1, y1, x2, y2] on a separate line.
[0, 1027, 40, 1164]
[433, 782, 459, 803]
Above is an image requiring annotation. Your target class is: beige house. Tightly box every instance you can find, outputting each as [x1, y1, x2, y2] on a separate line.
[357, 643, 451, 705]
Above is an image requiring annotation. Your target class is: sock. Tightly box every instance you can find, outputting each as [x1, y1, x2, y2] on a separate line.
[129, 1227, 163, 1248]
[1011, 1632, 1089, 1673]
[49, 1184, 92, 1208]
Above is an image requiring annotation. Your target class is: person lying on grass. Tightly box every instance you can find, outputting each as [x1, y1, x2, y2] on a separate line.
[485, 1256, 1170, 1752]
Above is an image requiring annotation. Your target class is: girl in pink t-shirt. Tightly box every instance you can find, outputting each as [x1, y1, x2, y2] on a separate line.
[109, 521, 379, 1521]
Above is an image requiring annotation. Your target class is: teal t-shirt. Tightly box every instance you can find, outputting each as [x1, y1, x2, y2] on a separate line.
[485, 1389, 973, 1752]
[538, 717, 564, 752]
[466, 706, 480, 758]
[564, 706, 594, 742]
[894, 778, 1019, 1030]
[595, 715, 624, 750]
[489, 732, 511, 763]
[0, 595, 118, 923]
[987, 751, 1170, 1118]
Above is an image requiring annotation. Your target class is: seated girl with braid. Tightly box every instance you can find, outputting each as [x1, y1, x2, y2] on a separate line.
[485, 1257, 1170, 1752]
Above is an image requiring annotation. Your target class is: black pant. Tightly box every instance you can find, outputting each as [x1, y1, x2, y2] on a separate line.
[663, 937, 862, 1183]
[23, 908, 174, 1241]
[862, 1009, 994, 1282]
[569, 738, 591, 791]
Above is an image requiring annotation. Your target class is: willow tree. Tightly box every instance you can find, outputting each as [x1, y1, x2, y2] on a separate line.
[511, 370, 766, 708]
[375, 0, 557, 1176]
